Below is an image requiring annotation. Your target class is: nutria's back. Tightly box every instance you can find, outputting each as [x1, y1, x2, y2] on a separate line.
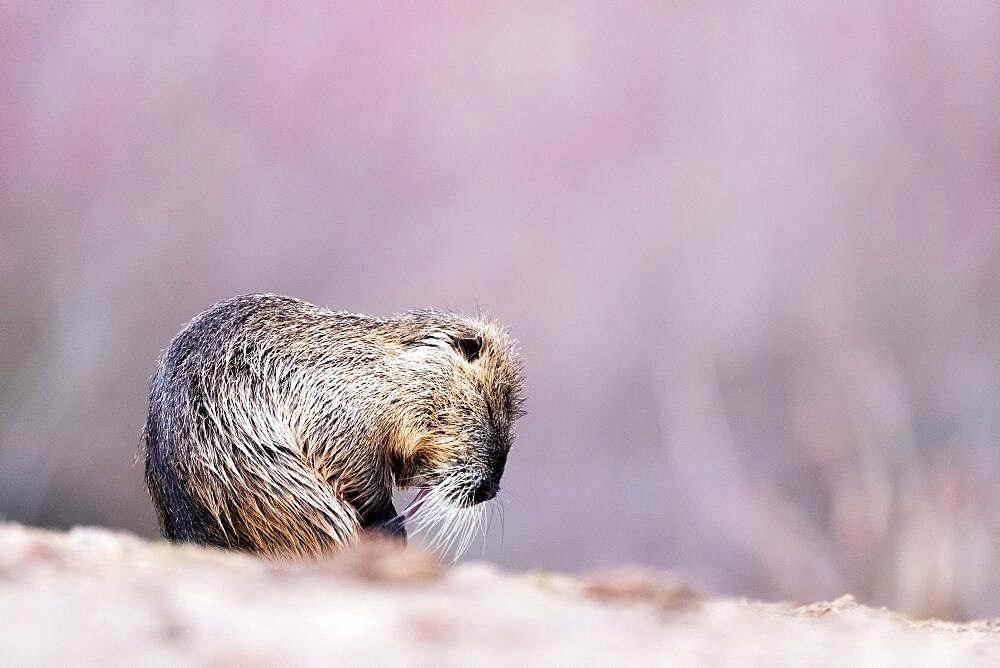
[141, 294, 524, 558]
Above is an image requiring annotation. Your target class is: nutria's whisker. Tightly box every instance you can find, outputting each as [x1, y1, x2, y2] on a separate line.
[406, 469, 488, 561]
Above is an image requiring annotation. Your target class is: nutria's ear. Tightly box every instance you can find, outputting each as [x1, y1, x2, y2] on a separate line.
[454, 334, 483, 362]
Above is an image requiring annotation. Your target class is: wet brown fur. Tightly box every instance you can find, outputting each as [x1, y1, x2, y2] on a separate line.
[140, 294, 523, 558]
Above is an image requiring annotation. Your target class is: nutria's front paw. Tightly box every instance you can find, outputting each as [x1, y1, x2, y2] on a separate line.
[371, 516, 407, 543]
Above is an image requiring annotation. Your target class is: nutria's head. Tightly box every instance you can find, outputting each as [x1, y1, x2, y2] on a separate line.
[386, 311, 524, 508]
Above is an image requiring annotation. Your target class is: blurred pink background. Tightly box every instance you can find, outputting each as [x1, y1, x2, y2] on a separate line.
[3, 3, 1000, 619]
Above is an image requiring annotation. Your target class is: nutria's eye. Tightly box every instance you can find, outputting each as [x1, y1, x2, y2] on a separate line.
[455, 335, 483, 362]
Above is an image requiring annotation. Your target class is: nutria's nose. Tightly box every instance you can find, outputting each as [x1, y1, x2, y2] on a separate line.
[472, 480, 499, 504]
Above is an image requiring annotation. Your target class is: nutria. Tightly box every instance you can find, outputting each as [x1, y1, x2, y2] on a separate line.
[140, 294, 524, 559]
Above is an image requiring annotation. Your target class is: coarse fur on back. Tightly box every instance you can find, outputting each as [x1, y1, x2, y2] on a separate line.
[140, 294, 524, 559]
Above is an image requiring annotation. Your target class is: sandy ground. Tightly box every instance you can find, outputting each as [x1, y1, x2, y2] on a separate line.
[1, 523, 998, 666]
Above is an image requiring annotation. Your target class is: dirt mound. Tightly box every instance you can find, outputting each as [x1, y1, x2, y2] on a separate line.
[1, 523, 997, 666]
